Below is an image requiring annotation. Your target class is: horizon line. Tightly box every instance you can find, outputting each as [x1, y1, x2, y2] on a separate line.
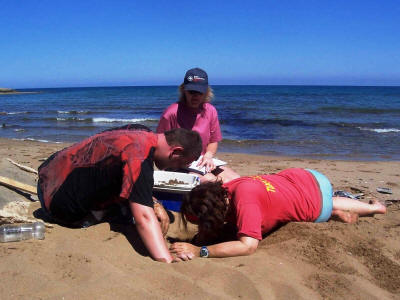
[11, 83, 400, 90]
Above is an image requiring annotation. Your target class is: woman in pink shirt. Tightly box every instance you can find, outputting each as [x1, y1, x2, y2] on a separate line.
[157, 68, 239, 182]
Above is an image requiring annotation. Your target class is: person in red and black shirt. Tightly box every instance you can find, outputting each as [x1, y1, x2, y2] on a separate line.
[38, 126, 202, 263]
[170, 168, 386, 260]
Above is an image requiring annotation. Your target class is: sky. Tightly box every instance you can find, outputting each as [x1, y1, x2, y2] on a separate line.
[1, 0, 399, 88]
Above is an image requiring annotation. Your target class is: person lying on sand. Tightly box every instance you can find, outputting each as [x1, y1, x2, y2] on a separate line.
[37, 125, 202, 263]
[170, 168, 386, 260]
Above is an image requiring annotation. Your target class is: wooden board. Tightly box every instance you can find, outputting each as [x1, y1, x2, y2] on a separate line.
[0, 176, 37, 195]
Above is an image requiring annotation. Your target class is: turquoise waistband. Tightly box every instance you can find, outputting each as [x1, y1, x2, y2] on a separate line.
[306, 169, 333, 223]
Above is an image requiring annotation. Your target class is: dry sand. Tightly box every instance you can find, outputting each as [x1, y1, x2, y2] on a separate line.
[0, 138, 399, 299]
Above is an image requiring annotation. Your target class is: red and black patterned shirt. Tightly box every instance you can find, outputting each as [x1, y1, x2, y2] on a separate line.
[38, 129, 157, 222]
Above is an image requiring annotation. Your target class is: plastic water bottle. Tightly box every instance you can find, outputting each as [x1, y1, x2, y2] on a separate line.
[0, 222, 45, 243]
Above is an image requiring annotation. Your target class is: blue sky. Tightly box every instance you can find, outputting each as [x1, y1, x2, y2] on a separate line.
[1, 0, 399, 88]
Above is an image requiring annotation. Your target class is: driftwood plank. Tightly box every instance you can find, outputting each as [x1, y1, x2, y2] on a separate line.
[0, 176, 37, 194]
[6, 158, 38, 175]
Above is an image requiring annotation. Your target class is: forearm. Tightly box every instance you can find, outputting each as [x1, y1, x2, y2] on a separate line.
[207, 240, 258, 258]
[172, 237, 258, 259]
[204, 142, 218, 158]
[136, 222, 172, 263]
[131, 203, 173, 263]
[135, 217, 173, 262]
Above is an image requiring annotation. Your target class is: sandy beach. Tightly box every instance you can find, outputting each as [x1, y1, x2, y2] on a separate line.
[0, 138, 399, 299]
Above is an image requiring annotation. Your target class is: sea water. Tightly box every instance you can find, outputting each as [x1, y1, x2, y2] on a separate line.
[1, 85, 399, 160]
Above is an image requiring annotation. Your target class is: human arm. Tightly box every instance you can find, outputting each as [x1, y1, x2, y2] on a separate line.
[197, 172, 219, 184]
[156, 105, 177, 133]
[130, 202, 173, 263]
[170, 235, 259, 258]
[197, 142, 218, 172]
[195, 104, 222, 173]
[152, 197, 169, 236]
[195, 166, 240, 184]
[156, 116, 172, 133]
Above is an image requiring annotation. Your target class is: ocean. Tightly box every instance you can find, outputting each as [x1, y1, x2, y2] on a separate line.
[1, 85, 399, 160]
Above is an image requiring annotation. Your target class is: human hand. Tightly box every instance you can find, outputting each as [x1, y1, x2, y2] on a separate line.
[197, 155, 215, 173]
[172, 252, 195, 262]
[153, 198, 169, 236]
[170, 242, 200, 258]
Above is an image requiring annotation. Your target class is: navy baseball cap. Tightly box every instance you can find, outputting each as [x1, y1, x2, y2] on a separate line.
[183, 68, 208, 94]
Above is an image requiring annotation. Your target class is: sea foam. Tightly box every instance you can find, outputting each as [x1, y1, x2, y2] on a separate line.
[92, 117, 150, 123]
[359, 127, 400, 133]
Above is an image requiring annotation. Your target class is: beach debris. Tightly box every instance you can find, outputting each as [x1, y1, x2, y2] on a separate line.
[376, 187, 393, 194]
[0, 221, 45, 243]
[0, 201, 53, 228]
[349, 186, 363, 194]
[6, 158, 38, 175]
[369, 199, 398, 208]
[384, 199, 400, 206]
[333, 190, 362, 199]
[0, 176, 37, 195]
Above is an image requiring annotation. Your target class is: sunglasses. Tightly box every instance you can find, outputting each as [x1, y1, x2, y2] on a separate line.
[188, 90, 204, 96]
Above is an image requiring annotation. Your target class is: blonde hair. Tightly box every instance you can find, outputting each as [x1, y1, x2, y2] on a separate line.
[178, 83, 214, 105]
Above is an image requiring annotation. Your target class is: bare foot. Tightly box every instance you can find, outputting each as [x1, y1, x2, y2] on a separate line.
[368, 199, 387, 214]
[331, 209, 359, 224]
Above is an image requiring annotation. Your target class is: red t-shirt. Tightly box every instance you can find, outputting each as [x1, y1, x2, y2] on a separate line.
[223, 168, 321, 240]
[156, 102, 222, 154]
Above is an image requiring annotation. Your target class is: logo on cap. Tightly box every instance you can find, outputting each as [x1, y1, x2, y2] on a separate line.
[192, 76, 205, 82]
[187, 76, 193, 82]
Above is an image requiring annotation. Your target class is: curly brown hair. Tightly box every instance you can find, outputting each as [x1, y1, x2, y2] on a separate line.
[181, 181, 229, 242]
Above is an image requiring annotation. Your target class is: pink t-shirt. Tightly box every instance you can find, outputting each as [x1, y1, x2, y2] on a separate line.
[156, 102, 222, 154]
[223, 168, 322, 240]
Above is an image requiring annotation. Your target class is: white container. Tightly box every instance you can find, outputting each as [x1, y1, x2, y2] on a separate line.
[153, 171, 200, 194]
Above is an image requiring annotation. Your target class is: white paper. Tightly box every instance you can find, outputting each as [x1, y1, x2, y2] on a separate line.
[187, 156, 227, 175]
